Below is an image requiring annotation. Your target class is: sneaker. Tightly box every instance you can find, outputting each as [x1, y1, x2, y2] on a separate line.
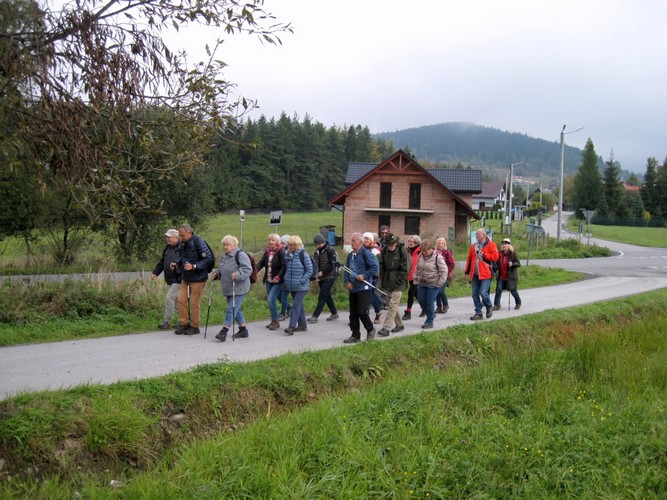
[402, 311, 411, 321]
[419, 311, 426, 318]
[326, 313, 339, 321]
[277, 314, 286, 321]
[158, 321, 171, 330]
[307, 316, 319, 324]
[267, 320, 280, 330]
[515, 304, 522, 310]
[492, 305, 501, 311]
[391, 325, 405, 333]
[186, 326, 201, 335]
[295, 324, 308, 332]
[374, 313, 382, 324]
[175, 323, 190, 335]
[377, 328, 390, 337]
[215, 327, 228, 342]
[283, 327, 295, 336]
[235, 326, 249, 338]
[421, 322, 433, 329]
[470, 314, 483, 321]
[366, 329, 376, 340]
[343, 336, 360, 344]
[486, 308, 493, 318]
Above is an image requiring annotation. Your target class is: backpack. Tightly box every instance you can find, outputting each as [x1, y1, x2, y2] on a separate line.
[194, 237, 215, 273]
[299, 249, 318, 281]
[235, 250, 259, 284]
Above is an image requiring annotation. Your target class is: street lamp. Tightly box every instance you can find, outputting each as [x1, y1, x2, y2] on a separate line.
[557, 125, 583, 242]
[507, 162, 522, 236]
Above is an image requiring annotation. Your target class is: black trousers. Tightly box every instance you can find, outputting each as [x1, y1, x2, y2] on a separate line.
[348, 290, 373, 339]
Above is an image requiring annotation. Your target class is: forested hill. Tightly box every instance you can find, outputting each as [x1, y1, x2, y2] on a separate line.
[374, 122, 584, 179]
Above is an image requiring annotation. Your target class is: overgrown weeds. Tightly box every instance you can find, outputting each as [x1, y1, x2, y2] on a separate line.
[0, 289, 665, 497]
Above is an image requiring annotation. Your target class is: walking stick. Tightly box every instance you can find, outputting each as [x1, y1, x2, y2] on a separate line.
[231, 280, 236, 341]
[204, 278, 214, 338]
[508, 283, 511, 311]
[338, 263, 389, 297]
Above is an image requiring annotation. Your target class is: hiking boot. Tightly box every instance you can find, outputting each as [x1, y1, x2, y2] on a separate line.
[419, 311, 426, 318]
[326, 313, 339, 321]
[515, 304, 522, 310]
[391, 325, 405, 333]
[374, 313, 382, 324]
[307, 316, 319, 324]
[186, 326, 201, 335]
[435, 307, 444, 314]
[492, 305, 501, 311]
[366, 328, 376, 340]
[285, 309, 292, 318]
[421, 322, 433, 329]
[402, 311, 411, 321]
[377, 328, 390, 337]
[158, 321, 171, 330]
[295, 324, 308, 332]
[215, 327, 228, 342]
[277, 314, 286, 321]
[267, 320, 280, 330]
[470, 314, 483, 321]
[175, 323, 190, 335]
[284, 327, 295, 336]
[442, 305, 449, 313]
[343, 336, 360, 344]
[486, 308, 493, 318]
[235, 326, 249, 338]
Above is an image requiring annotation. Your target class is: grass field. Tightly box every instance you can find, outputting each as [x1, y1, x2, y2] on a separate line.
[1, 288, 666, 497]
[566, 218, 667, 248]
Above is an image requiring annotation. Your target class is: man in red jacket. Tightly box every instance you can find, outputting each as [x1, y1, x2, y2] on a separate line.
[464, 228, 499, 320]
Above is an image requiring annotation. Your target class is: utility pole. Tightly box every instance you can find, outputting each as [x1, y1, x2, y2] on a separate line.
[507, 162, 522, 236]
[557, 125, 583, 242]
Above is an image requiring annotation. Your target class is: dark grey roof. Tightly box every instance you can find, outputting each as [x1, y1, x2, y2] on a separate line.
[345, 162, 377, 185]
[345, 161, 482, 193]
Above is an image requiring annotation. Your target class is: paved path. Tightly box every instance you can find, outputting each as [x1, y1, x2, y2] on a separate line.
[2, 213, 666, 400]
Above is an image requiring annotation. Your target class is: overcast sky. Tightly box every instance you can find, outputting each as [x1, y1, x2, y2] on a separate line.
[183, 0, 667, 173]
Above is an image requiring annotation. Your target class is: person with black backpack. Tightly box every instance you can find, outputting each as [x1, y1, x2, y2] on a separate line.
[173, 224, 214, 335]
[211, 234, 252, 342]
[307, 234, 339, 323]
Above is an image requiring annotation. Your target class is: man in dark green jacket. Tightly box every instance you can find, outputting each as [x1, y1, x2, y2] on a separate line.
[377, 233, 410, 336]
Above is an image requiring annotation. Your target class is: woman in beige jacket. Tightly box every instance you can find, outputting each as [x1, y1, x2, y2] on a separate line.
[415, 238, 447, 329]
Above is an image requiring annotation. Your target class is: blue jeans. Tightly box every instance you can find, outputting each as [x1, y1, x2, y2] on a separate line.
[436, 281, 449, 308]
[417, 286, 439, 325]
[265, 282, 282, 320]
[224, 293, 246, 326]
[313, 278, 338, 317]
[494, 279, 522, 307]
[289, 290, 307, 329]
[279, 288, 292, 316]
[471, 277, 492, 315]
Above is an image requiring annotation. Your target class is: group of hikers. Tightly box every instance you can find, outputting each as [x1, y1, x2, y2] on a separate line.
[151, 224, 522, 343]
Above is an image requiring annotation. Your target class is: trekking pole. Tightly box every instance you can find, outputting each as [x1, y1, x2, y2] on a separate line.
[204, 278, 214, 339]
[508, 284, 511, 311]
[338, 263, 389, 297]
[231, 280, 236, 341]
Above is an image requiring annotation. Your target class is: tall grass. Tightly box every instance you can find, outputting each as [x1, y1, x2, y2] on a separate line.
[1, 289, 666, 497]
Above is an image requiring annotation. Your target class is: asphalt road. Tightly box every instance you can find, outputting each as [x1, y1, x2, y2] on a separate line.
[1, 213, 666, 400]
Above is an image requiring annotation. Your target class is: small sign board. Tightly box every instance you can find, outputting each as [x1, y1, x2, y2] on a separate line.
[582, 210, 596, 224]
[270, 210, 282, 225]
[239, 209, 245, 222]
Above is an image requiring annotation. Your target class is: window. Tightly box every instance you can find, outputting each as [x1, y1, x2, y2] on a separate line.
[380, 182, 392, 208]
[379, 215, 390, 232]
[405, 216, 420, 235]
[409, 183, 421, 209]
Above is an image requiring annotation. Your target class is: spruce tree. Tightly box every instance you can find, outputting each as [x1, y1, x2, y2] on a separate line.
[602, 151, 624, 217]
[640, 157, 660, 217]
[572, 139, 603, 217]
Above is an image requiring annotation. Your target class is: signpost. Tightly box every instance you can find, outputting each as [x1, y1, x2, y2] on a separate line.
[270, 210, 282, 233]
[582, 209, 596, 246]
